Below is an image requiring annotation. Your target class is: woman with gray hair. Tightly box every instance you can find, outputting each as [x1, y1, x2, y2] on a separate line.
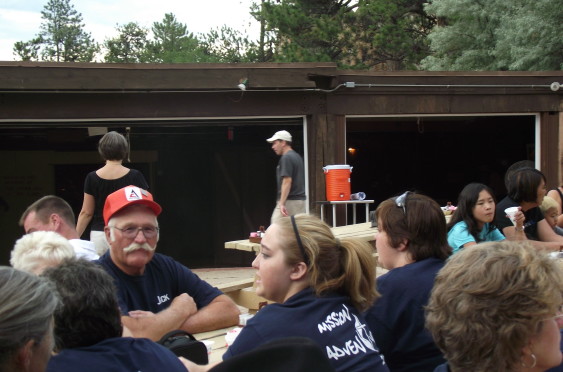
[76, 131, 148, 255]
[426, 240, 563, 372]
[0, 266, 59, 372]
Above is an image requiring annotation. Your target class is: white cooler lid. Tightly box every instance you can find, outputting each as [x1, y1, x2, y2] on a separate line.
[323, 164, 352, 170]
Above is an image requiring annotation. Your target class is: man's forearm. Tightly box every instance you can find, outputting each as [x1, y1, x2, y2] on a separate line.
[122, 306, 188, 341]
[279, 177, 292, 205]
[180, 295, 240, 334]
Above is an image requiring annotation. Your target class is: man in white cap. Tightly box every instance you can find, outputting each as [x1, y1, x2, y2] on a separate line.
[266, 130, 306, 223]
[98, 185, 239, 340]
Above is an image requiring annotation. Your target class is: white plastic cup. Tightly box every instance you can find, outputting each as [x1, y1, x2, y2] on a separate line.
[350, 192, 366, 200]
[504, 207, 519, 226]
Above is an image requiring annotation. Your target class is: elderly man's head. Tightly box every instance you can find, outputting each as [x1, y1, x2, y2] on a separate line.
[103, 186, 161, 275]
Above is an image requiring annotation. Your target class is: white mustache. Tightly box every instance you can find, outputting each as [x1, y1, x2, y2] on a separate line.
[123, 242, 156, 253]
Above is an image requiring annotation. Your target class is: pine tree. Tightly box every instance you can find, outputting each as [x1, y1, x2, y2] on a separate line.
[14, 0, 98, 62]
[421, 0, 563, 70]
[104, 22, 150, 63]
[148, 13, 200, 63]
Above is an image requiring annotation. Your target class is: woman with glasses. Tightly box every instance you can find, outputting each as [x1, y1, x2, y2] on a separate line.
[223, 214, 389, 372]
[447, 183, 520, 254]
[427, 240, 563, 372]
[0, 266, 59, 372]
[365, 191, 450, 372]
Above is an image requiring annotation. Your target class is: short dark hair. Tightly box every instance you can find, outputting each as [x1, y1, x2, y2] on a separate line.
[19, 195, 75, 228]
[507, 168, 546, 203]
[42, 259, 122, 350]
[375, 192, 451, 261]
[504, 160, 535, 191]
[98, 131, 128, 161]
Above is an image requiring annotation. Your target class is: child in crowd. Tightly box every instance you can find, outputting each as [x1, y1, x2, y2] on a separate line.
[540, 196, 563, 236]
[447, 183, 507, 253]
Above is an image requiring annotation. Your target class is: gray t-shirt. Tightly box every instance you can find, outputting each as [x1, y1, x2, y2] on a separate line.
[277, 149, 306, 200]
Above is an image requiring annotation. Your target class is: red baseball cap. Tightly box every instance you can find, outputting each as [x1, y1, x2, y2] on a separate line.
[103, 186, 162, 225]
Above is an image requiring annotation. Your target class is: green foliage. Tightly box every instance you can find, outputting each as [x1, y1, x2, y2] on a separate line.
[422, 0, 563, 70]
[257, 0, 434, 70]
[104, 22, 150, 63]
[14, 38, 42, 61]
[13, 0, 98, 62]
[102, 13, 256, 63]
[147, 13, 201, 63]
[198, 26, 257, 63]
[353, 0, 435, 70]
[495, 0, 563, 70]
[260, 0, 357, 64]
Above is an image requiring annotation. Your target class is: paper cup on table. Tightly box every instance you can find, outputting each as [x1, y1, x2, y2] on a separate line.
[504, 207, 519, 226]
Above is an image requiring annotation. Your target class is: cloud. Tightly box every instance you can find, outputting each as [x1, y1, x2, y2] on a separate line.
[0, 9, 42, 60]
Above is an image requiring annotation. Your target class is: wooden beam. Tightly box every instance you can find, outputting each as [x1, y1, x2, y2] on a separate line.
[541, 111, 560, 188]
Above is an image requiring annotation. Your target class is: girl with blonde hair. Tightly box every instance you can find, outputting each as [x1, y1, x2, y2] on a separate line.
[224, 214, 388, 372]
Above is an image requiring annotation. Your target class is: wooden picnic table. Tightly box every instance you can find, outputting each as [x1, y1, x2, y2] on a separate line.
[192, 267, 256, 293]
[224, 212, 454, 254]
[224, 222, 377, 253]
[331, 222, 376, 242]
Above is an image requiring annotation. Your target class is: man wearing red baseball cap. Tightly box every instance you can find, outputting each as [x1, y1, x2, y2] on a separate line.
[97, 185, 239, 340]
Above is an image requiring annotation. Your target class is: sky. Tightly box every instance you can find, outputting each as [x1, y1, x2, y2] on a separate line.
[0, 0, 260, 61]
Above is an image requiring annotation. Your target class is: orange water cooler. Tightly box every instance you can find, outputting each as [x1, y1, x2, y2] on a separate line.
[323, 165, 352, 201]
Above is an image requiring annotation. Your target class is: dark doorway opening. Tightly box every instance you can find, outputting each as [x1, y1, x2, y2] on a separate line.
[0, 120, 305, 268]
[346, 115, 535, 214]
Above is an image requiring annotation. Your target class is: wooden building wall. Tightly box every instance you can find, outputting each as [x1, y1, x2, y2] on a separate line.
[0, 62, 561, 267]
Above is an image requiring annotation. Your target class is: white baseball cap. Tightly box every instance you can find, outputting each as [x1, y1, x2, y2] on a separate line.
[266, 130, 292, 143]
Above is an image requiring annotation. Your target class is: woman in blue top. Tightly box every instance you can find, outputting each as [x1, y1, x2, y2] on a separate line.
[223, 214, 389, 372]
[447, 183, 515, 253]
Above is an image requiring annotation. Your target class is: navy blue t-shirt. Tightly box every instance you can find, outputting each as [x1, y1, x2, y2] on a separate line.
[365, 258, 446, 372]
[47, 337, 186, 372]
[97, 252, 222, 313]
[224, 288, 389, 372]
